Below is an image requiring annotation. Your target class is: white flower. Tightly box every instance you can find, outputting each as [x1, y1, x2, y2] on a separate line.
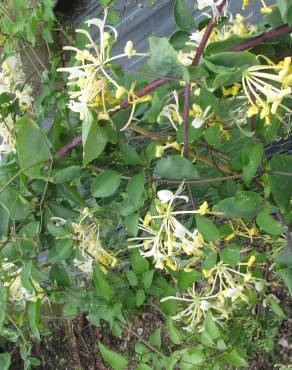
[191, 105, 212, 128]
[157, 91, 183, 131]
[200, 300, 210, 311]
[189, 31, 204, 46]
[157, 189, 175, 204]
[197, 0, 225, 18]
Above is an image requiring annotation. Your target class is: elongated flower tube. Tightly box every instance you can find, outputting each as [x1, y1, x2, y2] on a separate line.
[242, 57, 292, 125]
[161, 260, 263, 331]
[128, 185, 217, 271]
[58, 8, 146, 125]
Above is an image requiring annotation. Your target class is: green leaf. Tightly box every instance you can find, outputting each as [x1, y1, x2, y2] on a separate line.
[52, 166, 83, 184]
[268, 295, 285, 318]
[276, 0, 290, 23]
[203, 253, 217, 270]
[28, 299, 41, 342]
[98, 341, 128, 370]
[256, 205, 287, 235]
[173, 0, 195, 30]
[0, 204, 9, 237]
[136, 364, 153, 370]
[47, 239, 73, 263]
[275, 246, 292, 267]
[154, 155, 199, 180]
[125, 212, 139, 236]
[213, 191, 263, 218]
[0, 287, 8, 333]
[196, 214, 220, 242]
[167, 318, 182, 344]
[0, 353, 11, 370]
[127, 172, 145, 207]
[149, 327, 161, 349]
[49, 264, 71, 287]
[0, 187, 32, 220]
[91, 170, 121, 198]
[176, 270, 202, 291]
[130, 250, 149, 274]
[204, 52, 257, 73]
[204, 124, 220, 145]
[143, 269, 154, 289]
[16, 117, 51, 177]
[180, 348, 206, 369]
[225, 348, 248, 367]
[83, 124, 108, 165]
[242, 143, 263, 186]
[93, 265, 113, 301]
[220, 244, 241, 266]
[148, 37, 189, 81]
[120, 143, 143, 165]
[136, 289, 146, 307]
[269, 155, 292, 211]
[170, 30, 191, 50]
[205, 311, 221, 340]
[125, 270, 138, 286]
[21, 261, 35, 292]
[278, 267, 292, 293]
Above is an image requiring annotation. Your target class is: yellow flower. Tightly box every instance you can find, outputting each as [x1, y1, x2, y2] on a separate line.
[202, 269, 212, 278]
[197, 201, 209, 215]
[242, 0, 250, 9]
[261, 6, 272, 14]
[242, 59, 292, 124]
[247, 105, 259, 117]
[222, 83, 241, 96]
[224, 232, 235, 241]
[124, 40, 136, 58]
[115, 86, 126, 99]
[247, 255, 256, 268]
[249, 225, 258, 236]
[143, 212, 152, 227]
[166, 258, 178, 271]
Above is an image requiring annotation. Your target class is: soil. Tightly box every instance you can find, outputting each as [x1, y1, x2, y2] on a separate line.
[8, 305, 169, 370]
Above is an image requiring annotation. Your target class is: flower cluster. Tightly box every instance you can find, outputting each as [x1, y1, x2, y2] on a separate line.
[70, 208, 117, 275]
[58, 8, 147, 130]
[157, 90, 213, 130]
[1, 259, 44, 303]
[129, 185, 212, 271]
[187, 13, 256, 52]
[162, 258, 262, 331]
[242, 57, 292, 125]
[0, 55, 34, 157]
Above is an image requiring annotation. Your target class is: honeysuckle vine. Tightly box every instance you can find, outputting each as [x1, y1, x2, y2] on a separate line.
[54, 22, 292, 158]
[0, 0, 292, 368]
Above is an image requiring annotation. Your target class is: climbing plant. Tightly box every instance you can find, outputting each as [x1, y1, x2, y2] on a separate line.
[0, 0, 291, 368]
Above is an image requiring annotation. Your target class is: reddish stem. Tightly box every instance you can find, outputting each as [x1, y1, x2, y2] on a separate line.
[230, 24, 292, 52]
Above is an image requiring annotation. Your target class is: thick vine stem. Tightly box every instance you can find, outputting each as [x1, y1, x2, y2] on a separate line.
[230, 24, 292, 52]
